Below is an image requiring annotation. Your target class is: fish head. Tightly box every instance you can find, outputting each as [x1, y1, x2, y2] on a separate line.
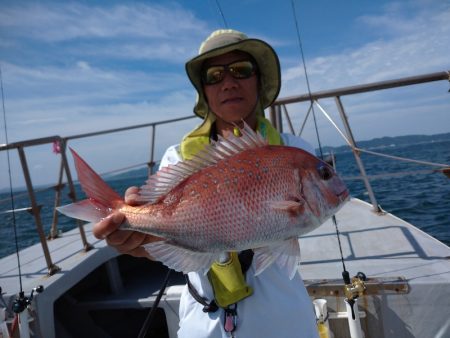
[292, 149, 349, 222]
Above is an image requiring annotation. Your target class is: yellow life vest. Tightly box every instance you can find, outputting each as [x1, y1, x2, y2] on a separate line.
[180, 114, 283, 160]
[180, 113, 283, 308]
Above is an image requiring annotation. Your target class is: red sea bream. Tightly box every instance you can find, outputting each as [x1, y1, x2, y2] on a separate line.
[58, 124, 349, 278]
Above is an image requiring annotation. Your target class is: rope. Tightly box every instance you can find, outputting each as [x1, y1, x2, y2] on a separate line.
[314, 100, 449, 169]
[314, 100, 352, 145]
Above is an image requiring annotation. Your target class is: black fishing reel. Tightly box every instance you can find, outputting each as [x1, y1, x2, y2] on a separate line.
[12, 286, 44, 314]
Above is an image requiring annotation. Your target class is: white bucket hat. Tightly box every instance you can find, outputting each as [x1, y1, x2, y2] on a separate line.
[185, 29, 281, 118]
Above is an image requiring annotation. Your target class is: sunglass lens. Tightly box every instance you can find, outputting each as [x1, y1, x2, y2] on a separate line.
[229, 61, 255, 79]
[203, 60, 255, 85]
[205, 66, 225, 85]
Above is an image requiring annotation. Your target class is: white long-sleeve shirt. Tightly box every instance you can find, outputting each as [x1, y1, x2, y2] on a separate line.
[159, 134, 319, 338]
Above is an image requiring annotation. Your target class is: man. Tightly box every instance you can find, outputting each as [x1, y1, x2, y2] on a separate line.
[93, 29, 318, 337]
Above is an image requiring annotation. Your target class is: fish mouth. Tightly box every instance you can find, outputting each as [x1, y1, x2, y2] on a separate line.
[337, 188, 350, 201]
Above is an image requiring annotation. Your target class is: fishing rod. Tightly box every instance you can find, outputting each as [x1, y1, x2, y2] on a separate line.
[137, 268, 172, 338]
[1, 64, 44, 338]
[290, 2, 366, 338]
[290, 0, 324, 160]
[214, 0, 228, 28]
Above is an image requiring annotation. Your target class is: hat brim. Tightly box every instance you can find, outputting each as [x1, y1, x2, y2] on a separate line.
[185, 39, 281, 118]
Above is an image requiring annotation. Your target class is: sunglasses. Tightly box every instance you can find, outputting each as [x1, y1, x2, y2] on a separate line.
[202, 60, 257, 85]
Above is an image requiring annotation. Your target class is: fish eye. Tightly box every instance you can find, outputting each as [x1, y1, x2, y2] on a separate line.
[317, 164, 334, 181]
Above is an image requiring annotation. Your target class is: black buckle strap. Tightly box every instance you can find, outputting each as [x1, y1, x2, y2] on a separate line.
[185, 274, 219, 312]
[238, 249, 254, 273]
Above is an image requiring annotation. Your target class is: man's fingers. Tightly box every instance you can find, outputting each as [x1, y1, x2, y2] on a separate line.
[125, 186, 144, 205]
[106, 229, 140, 247]
[92, 212, 125, 239]
[125, 235, 164, 259]
[106, 231, 163, 253]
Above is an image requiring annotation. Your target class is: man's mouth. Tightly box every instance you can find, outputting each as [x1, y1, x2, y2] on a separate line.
[222, 97, 243, 104]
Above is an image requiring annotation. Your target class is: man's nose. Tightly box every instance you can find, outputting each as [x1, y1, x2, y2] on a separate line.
[220, 71, 239, 90]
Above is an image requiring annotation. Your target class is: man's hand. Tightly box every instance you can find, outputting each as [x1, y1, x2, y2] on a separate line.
[92, 186, 162, 258]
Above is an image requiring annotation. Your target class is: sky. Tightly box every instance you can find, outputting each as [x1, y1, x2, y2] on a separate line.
[0, 0, 449, 190]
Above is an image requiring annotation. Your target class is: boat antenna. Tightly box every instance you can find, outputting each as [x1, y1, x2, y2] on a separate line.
[290, 0, 324, 160]
[0, 65, 24, 293]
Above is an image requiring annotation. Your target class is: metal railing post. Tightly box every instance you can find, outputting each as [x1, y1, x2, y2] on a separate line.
[149, 124, 156, 175]
[268, 104, 283, 133]
[60, 139, 93, 251]
[49, 159, 65, 239]
[275, 104, 283, 133]
[269, 105, 277, 131]
[334, 96, 382, 213]
[282, 105, 295, 135]
[17, 146, 61, 275]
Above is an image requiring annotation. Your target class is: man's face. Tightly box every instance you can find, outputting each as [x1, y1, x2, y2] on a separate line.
[202, 51, 259, 126]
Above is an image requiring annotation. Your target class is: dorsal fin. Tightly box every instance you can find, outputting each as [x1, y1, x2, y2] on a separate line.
[137, 122, 267, 204]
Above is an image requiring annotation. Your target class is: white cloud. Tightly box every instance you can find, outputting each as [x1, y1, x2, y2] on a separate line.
[277, 2, 450, 150]
[76, 61, 91, 71]
[0, 2, 208, 65]
[281, 3, 450, 95]
[0, 3, 206, 42]
[0, 2, 207, 151]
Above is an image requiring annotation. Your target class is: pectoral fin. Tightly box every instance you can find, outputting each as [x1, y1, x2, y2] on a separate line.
[268, 200, 305, 216]
[254, 238, 301, 279]
[143, 241, 217, 273]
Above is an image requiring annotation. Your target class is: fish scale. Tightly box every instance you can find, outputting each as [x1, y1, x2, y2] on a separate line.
[58, 123, 349, 277]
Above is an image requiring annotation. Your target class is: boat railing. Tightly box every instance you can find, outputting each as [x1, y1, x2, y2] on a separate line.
[269, 70, 450, 213]
[0, 70, 448, 275]
[0, 116, 196, 275]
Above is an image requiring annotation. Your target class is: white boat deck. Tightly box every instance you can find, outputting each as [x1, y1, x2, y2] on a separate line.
[300, 198, 450, 282]
[0, 222, 115, 303]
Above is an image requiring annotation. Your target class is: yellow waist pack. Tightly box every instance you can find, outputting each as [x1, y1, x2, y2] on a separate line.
[207, 252, 253, 308]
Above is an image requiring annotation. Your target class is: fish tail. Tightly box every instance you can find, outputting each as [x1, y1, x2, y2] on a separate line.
[57, 148, 123, 222]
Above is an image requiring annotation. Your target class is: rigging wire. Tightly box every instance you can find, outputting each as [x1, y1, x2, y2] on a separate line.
[290, 0, 324, 160]
[0, 65, 23, 293]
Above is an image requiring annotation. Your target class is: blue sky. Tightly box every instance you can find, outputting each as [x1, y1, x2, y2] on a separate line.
[0, 0, 449, 190]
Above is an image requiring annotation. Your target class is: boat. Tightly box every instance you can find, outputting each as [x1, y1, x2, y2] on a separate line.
[0, 71, 449, 338]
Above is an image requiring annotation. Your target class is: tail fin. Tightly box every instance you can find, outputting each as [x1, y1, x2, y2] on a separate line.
[57, 148, 123, 222]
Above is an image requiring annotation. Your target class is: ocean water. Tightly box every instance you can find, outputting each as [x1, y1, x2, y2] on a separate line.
[0, 140, 449, 259]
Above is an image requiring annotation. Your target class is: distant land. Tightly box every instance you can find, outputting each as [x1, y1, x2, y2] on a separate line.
[108, 132, 450, 180]
[320, 132, 450, 154]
